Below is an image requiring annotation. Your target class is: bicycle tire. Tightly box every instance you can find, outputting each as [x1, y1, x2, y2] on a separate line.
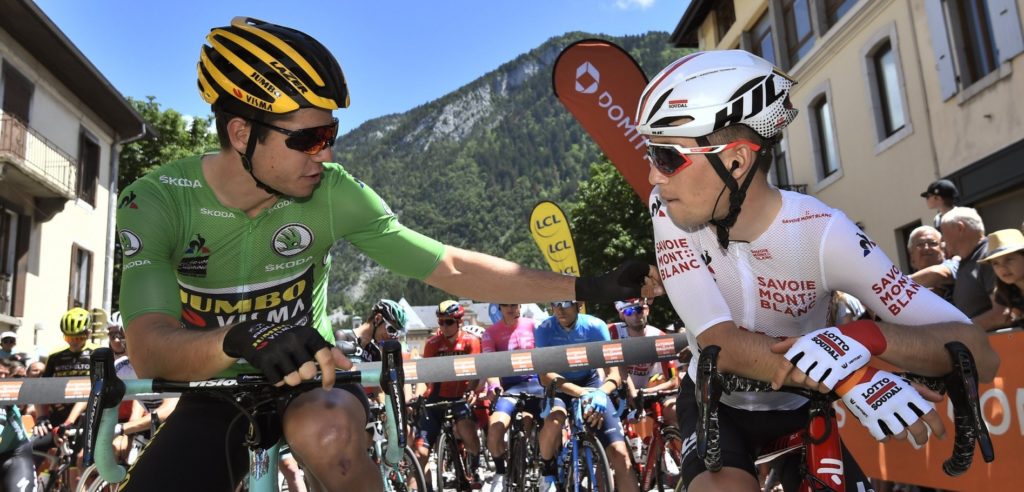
[381, 445, 427, 491]
[656, 427, 685, 492]
[433, 432, 470, 492]
[565, 435, 613, 492]
[76, 464, 119, 492]
[507, 430, 529, 492]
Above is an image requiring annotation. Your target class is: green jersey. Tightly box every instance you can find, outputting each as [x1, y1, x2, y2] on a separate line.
[116, 156, 445, 374]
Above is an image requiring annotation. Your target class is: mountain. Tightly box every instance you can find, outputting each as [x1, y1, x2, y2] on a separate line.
[327, 31, 688, 316]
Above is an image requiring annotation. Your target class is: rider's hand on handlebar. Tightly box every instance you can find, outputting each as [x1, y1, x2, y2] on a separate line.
[770, 320, 887, 392]
[837, 366, 945, 444]
[580, 390, 609, 429]
[222, 320, 352, 389]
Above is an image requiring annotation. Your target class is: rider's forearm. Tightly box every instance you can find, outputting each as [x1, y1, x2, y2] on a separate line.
[64, 401, 88, 425]
[126, 312, 236, 380]
[540, 372, 588, 398]
[425, 247, 575, 303]
[696, 321, 792, 383]
[877, 321, 1000, 382]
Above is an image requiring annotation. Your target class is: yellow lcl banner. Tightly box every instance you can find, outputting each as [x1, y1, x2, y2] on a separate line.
[529, 201, 580, 276]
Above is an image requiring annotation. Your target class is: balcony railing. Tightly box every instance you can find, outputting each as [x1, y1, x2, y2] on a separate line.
[0, 112, 78, 197]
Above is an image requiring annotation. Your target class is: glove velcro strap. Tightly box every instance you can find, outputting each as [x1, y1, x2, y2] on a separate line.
[837, 319, 887, 355]
[836, 365, 877, 396]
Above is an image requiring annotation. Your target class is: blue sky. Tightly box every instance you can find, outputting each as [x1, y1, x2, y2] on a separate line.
[35, 0, 691, 134]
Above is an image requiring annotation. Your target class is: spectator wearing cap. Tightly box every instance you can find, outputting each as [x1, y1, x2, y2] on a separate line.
[907, 225, 959, 300]
[921, 179, 959, 228]
[609, 299, 679, 427]
[0, 332, 16, 359]
[940, 207, 1008, 330]
[980, 229, 1024, 326]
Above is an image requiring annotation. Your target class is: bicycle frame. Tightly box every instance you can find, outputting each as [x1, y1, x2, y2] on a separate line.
[630, 390, 680, 491]
[83, 341, 408, 491]
[557, 399, 610, 492]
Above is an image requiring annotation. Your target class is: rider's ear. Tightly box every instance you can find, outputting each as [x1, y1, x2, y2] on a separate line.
[226, 117, 251, 154]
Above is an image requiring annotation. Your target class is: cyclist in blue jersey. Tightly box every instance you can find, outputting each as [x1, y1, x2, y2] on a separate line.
[534, 301, 639, 492]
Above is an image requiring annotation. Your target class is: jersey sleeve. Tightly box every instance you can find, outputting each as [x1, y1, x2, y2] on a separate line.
[591, 318, 611, 342]
[326, 168, 445, 280]
[116, 179, 183, 325]
[421, 339, 437, 358]
[650, 190, 733, 337]
[533, 321, 551, 348]
[820, 214, 969, 325]
[480, 329, 496, 353]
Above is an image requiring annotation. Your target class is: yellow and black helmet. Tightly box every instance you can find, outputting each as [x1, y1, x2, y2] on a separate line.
[197, 17, 350, 115]
[60, 307, 92, 336]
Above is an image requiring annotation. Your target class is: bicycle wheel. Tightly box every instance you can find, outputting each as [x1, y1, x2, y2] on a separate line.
[566, 435, 613, 492]
[656, 427, 685, 492]
[506, 430, 528, 492]
[394, 445, 428, 491]
[433, 432, 469, 491]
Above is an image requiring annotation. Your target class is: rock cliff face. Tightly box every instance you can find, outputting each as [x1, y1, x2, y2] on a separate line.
[327, 31, 683, 315]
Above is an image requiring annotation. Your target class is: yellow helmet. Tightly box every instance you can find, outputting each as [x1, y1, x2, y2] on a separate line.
[60, 307, 92, 336]
[197, 17, 350, 115]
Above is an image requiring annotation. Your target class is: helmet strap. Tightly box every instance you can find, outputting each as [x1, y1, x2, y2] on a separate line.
[238, 129, 284, 196]
[699, 135, 758, 249]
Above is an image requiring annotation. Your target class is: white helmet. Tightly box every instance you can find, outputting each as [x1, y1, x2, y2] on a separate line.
[108, 311, 123, 328]
[636, 50, 797, 139]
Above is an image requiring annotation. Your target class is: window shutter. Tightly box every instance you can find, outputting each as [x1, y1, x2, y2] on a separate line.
[987, 0, 1024, 63]
[924, 0, 958, 100]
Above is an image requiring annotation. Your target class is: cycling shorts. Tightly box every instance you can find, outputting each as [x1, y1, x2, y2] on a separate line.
[493, 379, 544, 417]
[118, 384, 369, 492]
[416, 396, 472, 449]
[0, 440, 36, 492]
[676, 375, 871, 491]
[547, 374, 625, 449]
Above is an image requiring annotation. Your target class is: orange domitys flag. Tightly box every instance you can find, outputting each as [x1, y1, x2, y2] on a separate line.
[553, 39, 651, 200]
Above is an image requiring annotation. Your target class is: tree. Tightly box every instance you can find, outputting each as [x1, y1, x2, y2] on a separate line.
[569, 160, 676, 328]
[112, 96, 220, 309]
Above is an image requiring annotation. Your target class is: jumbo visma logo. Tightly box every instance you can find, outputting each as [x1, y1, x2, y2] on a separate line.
[272, 223, 314, 257]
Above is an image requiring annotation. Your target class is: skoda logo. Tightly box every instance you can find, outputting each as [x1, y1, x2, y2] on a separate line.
[575, 61, 600, 94]
[272, 223, 314, 257]
[119, 229, 142, 257]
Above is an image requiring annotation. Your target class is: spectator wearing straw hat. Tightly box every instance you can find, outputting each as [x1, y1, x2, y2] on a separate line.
[980, 229, 1024, 327]
[921, 179, 959, 228]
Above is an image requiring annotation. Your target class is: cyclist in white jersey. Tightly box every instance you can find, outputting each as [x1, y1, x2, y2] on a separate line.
[635, 50, 1000, 491]
[609, 298, 679, 426]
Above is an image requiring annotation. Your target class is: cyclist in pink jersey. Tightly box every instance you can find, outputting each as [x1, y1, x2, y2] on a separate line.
[481, 303, 540, 491]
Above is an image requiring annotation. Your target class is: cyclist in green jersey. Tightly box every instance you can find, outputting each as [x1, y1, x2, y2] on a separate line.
[116, 17, 656, 492]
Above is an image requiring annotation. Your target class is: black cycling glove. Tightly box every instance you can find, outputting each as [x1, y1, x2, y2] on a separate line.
[222, 320, 331, 384]
[574, 258, 650, 303]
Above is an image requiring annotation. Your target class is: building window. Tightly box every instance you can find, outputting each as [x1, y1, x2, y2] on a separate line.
[749, 10, 777, 65]
[69, 245, 92, 309]
[782, 0, 815, 64]
[715, 0, 737, 42]
[811, 95, 840, 179]
[770, 140, 790, 187]
[926, 0, 1024, 99]
[825, 0, 858, 28]
[1, 62, 33, 123]
[0, 208, 18, 316]
[77, 131, 100, 206]
[871, 40, 907, 137]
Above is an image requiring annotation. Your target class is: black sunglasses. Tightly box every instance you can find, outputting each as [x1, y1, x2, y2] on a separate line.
[438, 318, 459, 326]
[249, 118, 339, 155]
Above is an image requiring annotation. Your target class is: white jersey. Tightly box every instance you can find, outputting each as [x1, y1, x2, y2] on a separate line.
[609, 323, 672, 390]
[651, 189, 968, 411]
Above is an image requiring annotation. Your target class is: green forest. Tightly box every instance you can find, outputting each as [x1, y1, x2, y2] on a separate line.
[327, 31, 689, 320]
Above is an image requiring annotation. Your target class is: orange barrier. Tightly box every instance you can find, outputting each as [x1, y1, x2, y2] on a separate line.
[552, 39, 652, 200]
[839, 330, 1021, 490]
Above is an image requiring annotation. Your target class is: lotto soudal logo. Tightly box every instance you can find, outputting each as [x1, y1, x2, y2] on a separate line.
[119, 229, 143, 257]
[812, 331, 849, 360]
[511, 352, 534, 372]
[603, 343, 624, 364]
[272, 223, 314, 257]
[667, 99, 688, 108]
[566, 347, 588, 367]
[655, 338, 675, 357]
[575, 61, 600, 94]
[454, 357, 477, 377]
[118, 191, 138, 209]
[864, 378, 901, 410]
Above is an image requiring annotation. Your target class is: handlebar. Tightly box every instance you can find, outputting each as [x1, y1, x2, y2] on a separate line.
[694, 342, 994, 476]
[84, 345, 407, 483]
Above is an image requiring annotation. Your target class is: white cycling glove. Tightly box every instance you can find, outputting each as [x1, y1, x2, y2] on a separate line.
[837, 366, 933, 441]
[783, 320, 887, 390]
